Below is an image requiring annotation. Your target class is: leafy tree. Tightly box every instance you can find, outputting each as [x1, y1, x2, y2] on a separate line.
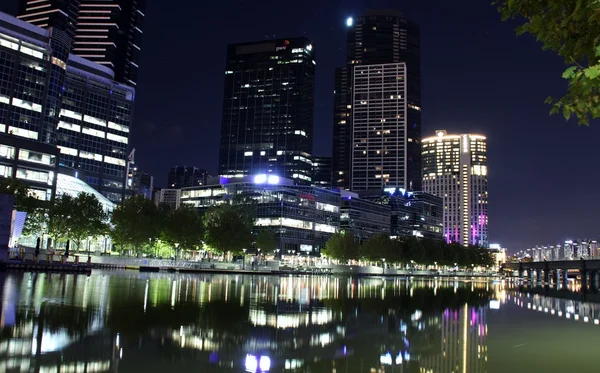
[360, 233, 392, 264]
[110, 195, 158, 255]
[203, 203, 254, 255]
[162, 206, 204, 258]
[48, 194, 76, 244]
[0, 177, 49, 237]
[255, 229, 278, 254]
[494, 0, 600, 125]
[321, 231, 360, 262]
[22, 208, 49, 238]
[69, 193, 108, 251]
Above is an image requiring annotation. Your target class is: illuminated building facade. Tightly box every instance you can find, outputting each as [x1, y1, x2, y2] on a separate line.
[358, 189, 443, 240]
[312, 156, 332, 188]
[179, 175, 340, 254]
[351, 62, 409, 191]
[17, 0, 146, 86]
[219, 38, 316, 184]
[57, 55, 134, 203]
[0, 12, 70, 199]
[333, 10, 421, 191]
[340, 190, 391, 242]
[422, 130, 488, 247]
[0, 12, 134, 203]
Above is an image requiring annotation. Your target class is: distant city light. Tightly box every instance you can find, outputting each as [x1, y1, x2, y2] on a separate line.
[346, 17, 353, 27]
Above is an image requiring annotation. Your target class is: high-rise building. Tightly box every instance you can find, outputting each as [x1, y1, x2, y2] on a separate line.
[219, 38, 316, 184]
[16, 0, 146, 86]
[422, 130, 488, 247]
[57, 55, 134, 203]
[168, 166, 209, 189]
[0, 12, 134, 203]
[127, 166, 153, 199]
[0, 12, 70, 200]
[312, 156, 332, 188]
[333, 10, 421, 191]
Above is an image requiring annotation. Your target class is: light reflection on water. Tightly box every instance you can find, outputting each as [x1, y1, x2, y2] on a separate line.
[0, 272, 598, 372]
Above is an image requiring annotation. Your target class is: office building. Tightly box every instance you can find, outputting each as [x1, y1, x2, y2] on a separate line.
[168, 166, 209, 189]
[422, 130, 488, 247]
[153, 188, 180, 210]
[0, 12, 134, 203]
[340, 190, 390, 242]
[219, 38, 316, 184]
[333, 10, 421, 191]
[312, 156, 332, 188]
[127, 166, 153, 199]
[0, 12, 71, 200]
[17, 0, 146, 86]
[359, 189, 443, 240]
[57, 55, 134, 203]
[178, 175, 339, 255]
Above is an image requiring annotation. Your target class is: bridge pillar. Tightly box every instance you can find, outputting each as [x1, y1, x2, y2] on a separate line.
[581, 259, 589, 292]
[536, 269, 543, 283]
[591, 270, 600, 292]
[562, 269, 569, 288]
[552, 269, 559, 286]
[543, 263, 550, 284]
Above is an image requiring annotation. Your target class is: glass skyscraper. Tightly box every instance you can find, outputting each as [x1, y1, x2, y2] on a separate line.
[219, 38, 316, 184]
[422, 130, 488, 247]
[333, 10, 421, 191]
[0, 11, 134, 203]
[17, 0, 146, 86]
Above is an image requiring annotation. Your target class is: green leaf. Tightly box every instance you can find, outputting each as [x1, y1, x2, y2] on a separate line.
[584, 66, 600, 79]
[563, 106, 572, 120]
[595, 44, 600, 57]
[562, 66, 578, 79]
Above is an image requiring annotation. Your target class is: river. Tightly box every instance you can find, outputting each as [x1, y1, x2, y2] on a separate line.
[0, 271, 599, 372]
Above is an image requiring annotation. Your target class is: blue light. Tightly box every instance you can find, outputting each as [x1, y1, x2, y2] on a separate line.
[254, 174, 280, 185]
[346, 17, 354, 27]
[259, 356, 271, 372]
[267, 175, 280, 184]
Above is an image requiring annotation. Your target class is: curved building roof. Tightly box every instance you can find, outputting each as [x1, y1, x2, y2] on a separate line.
[56, 173, 116, 213]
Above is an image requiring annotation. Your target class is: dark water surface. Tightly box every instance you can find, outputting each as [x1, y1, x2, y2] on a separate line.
[0, 271, 599, 373]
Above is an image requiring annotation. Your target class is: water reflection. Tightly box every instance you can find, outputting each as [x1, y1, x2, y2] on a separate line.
[0, 272, 499, 373]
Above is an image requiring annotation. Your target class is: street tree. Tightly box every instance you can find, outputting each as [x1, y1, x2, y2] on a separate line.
[48, 194, 76, 244]
[494, 0, 600, 125]
[69, 193, 108, 251]
[255, 229, 278, 254]
[110, 195, 158, 255]
[322, 231, 360, 263]
[360, 233, 392, 264]
[203, 203, 254, 255]
[162, 206, 204, 258]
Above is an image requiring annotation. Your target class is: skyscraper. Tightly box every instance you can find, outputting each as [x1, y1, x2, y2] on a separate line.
[333, 10, 421, 191]
[17, 0, 146, 86]
[422, 130, 488, 247]
[168, 166, 209, 189]
[312, 156, 332, 188]
[219, 38, 316, 184]
[0, 11, 134, 203]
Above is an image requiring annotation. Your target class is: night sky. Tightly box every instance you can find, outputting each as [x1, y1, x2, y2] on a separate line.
[2, 0, 600, 252]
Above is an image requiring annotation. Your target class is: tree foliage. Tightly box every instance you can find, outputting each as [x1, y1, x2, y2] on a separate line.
[203, 203, 254, 255]
[110, 195, 158, 254]
[0, 177, 50, 237]
[47, 193, 107, 249]
[321, 231, 360, 262]
[494, 0, 600, 125]
[255, 229, 278, 254]
[161, 206, 204, 255]
[324, 233, 495, 268]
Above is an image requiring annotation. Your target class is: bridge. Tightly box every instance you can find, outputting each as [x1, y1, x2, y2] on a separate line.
[502, 259, 600, 290]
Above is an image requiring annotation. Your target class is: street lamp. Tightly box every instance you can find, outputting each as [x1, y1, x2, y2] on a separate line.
[174, 243, 179, 260]
[242, 248, 247, 270]
[382, 258, 386, 275]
